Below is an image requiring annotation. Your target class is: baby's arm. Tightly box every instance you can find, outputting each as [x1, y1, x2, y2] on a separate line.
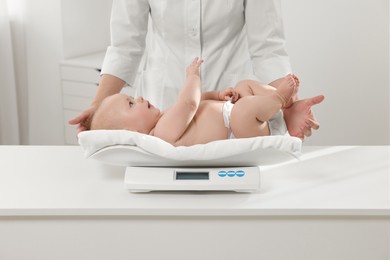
[201, 91, 220, 101]
[202, 80, 274, 104]
[152, 58, 203, 144]
[202, 88, 240, 103]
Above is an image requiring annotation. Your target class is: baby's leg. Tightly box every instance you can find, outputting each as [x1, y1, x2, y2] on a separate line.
[233, 80, 276, 98]
[230, 77, 296, 137]
[273, 74, 300, 107]
[233, 75, 298, 107]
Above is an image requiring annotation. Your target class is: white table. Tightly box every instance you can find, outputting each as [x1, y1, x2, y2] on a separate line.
[0, 145, 389, 260]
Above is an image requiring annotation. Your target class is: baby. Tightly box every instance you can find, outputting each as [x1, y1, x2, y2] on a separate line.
[91, 58, 320, 146]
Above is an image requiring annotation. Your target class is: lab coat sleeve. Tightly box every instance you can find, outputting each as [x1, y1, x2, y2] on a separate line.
[245, 0, 292, 84]
[101, 0, 149, 85]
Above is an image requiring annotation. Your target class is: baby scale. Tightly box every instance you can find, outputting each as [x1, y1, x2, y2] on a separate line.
[79, 130, 301, 193]
[87, 140, 300, 193]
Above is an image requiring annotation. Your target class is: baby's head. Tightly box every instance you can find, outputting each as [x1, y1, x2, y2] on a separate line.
[90, 93, 161, 134]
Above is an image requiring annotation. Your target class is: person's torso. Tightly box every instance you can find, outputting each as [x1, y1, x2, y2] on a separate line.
[136, 0, 257, 110]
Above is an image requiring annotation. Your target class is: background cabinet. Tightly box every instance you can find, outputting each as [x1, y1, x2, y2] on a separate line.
[60, 52, 103, 144]
[58, 0, 113, 144]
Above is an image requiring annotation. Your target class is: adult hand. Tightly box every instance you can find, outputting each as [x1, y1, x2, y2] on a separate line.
[68, 105, 98, 133]
[283, 95, 325, 140]
[68, 75, 126, 133]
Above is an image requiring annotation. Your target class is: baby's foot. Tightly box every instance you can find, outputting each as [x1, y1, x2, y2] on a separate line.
[291, 74, 300, 86]
[273, 74, 297, 108]
[289, 74, 300, 106]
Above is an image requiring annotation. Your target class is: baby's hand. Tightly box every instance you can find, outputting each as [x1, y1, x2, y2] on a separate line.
[219, 87, 240, 103]
[186, 57, 204, 76]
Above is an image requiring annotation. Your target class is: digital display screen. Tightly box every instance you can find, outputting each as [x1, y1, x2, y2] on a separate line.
[175, 171, 209, 180]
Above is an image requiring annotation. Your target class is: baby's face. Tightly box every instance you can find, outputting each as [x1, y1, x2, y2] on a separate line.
[101, 93, 161, 133]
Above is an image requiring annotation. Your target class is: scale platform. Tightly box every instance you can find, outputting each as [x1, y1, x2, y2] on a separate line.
[125, 166, 260, 192]
[84, 134, 301, 193]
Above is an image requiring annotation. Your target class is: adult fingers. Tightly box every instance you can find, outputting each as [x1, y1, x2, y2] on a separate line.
[77, 125, 87, 134]
[305, 95, 325, 107]
[68, 110, 89, 125]
[296, 132, 304, 141]
[307, 118, 320, 130]
[303, 127, 312, 137]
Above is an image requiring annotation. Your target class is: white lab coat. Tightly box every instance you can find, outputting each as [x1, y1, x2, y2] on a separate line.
[101, 0, 291, 110]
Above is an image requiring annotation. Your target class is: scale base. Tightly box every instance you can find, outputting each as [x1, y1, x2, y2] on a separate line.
[124, 166, 260, 193]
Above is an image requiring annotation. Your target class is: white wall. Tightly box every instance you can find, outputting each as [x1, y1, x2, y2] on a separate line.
[24, 0, 64, 144]
[61, 0, 112, 59]
[21, 0, 389, 145]
[22, 0, 111, 144]
[282, 0, 389, 145]
[0, 0, 20, 144]
[7, 0, 29, 144]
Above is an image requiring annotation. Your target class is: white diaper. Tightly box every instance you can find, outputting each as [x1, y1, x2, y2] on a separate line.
[222, 101, 236, 139]
[268, 110, 288, 136]
[222, 101, 288, 139]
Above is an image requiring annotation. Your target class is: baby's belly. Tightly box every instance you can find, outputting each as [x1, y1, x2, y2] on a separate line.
[175, 101, 228, 146]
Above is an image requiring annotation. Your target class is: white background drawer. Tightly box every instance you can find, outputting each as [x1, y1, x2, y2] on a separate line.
[62, 81, 98, 98]
[61, 65, 100, 84]
[64, 124, 78, 145]
[62, 95, 92, 111]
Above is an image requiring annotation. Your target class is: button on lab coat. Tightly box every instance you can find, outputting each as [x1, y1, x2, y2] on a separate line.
[101, 0, 291, 110]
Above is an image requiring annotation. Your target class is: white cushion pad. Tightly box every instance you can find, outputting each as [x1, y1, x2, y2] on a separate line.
[78, 130, 302, 167]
